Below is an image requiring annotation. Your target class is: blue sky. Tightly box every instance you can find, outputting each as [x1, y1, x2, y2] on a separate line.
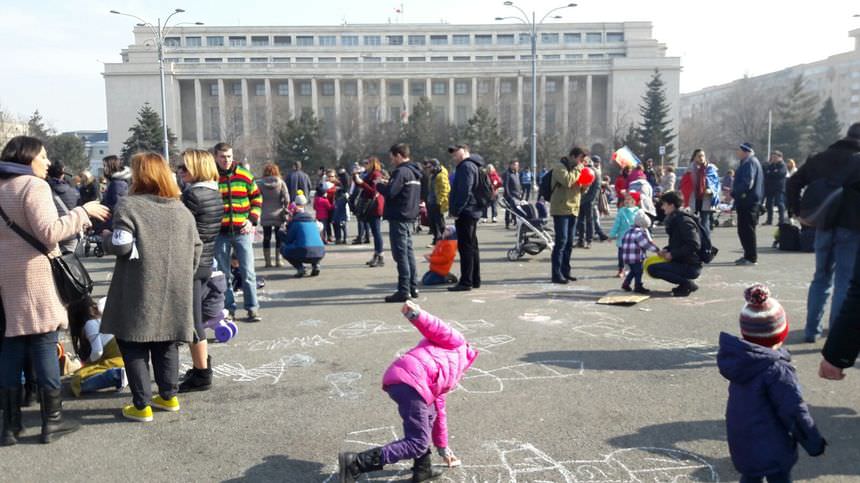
[1, 0, 858, 131]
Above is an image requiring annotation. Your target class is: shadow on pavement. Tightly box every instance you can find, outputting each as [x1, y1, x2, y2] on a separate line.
[222, 454, 329, 482]
[521, 349, 715, 371]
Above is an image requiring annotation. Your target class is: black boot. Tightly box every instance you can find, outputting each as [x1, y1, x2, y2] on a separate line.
[338, 447, 384, 483]
[39, 388, 80, 444]
[178, 356, 213, 393]
[412, 450, 443, 482]
[20, 381, 38, 407]
[1, 387, 24, 446]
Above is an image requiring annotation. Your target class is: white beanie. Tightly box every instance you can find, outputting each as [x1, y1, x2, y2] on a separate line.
[634, 210, 652, 229]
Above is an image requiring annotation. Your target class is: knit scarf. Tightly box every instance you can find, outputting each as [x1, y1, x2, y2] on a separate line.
[696, 165, 707, 199]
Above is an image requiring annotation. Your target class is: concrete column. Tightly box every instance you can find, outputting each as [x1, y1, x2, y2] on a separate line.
[402, 78, 409, 122]
[562, 76, 570, 138]
[241, 78, 251, 139]
[448, 78, 455, 124]
[264, 79, 273, 141]
[287, 78, 296, 119]
[380, 79, 387, 122]
[471, 78, 478, 117]
[516, 76, 524, 141]
[217, 79, 227, 141]
[357, 79, 364, 136]
[173, 79, 183, 145]
[425, 78, 432, 103]
[539, 75, 547, 135]
[494, 77, 501, 121]
[194, 79, 204, 146]
[585, 74, 593, 139]
[311, 78, 319, 118]
[334, 78, 342, 148]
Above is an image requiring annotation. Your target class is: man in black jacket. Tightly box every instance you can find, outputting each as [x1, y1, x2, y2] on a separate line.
[763, 150, 788, 226]
[503, 160, 523, 229]
[647, 191, 703, 297]
[285, 161, 312, 201]
[787, 123, 860, 342]
[819, 241, 860, 380]
[379, 143, 423, 303]
[448, 144, 484, 291]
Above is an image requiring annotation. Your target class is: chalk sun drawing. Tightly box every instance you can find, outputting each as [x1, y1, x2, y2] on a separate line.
[326, 372, 365, 400]
[181, 353, 315, 385]
[456, 360, 584, 394]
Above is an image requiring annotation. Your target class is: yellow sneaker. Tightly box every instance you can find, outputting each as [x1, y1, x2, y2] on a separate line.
[122, 405, 153, 422]
[151, 395, 180, 412]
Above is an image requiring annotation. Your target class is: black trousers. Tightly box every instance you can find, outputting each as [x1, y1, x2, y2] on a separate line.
[455, 216, 481, 288]
[427, 203, 445, 243]
[736, 205, 759, 262]
[117, 340, 180, 410]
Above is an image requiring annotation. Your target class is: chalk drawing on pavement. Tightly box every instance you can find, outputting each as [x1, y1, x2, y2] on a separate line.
[298, 319, 324, 327]
[326, 372, 365, 400]
[570, 320, 717, 359]
[328, 320, 411, 339]
[181, 353, 315, 385]
[449, 319, 494, 334]
[519, 309, 565, 326]
[238, 335, 335, 351]
[469, 335, 516, 353]
[456, 359, 584, 394]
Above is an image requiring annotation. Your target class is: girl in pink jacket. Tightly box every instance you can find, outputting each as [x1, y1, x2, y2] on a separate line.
[339, 301, 478, 483]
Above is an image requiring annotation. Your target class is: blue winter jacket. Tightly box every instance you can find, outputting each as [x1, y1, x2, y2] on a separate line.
[380, 161, 423, 221]
[449, 154, 485, 220]
[717, 332, 825, 477]
[731, 155, 764, 209]
[279, 211, 325, 261]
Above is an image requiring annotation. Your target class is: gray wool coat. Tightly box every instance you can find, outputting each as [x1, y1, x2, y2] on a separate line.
[101, 194, 202, 343]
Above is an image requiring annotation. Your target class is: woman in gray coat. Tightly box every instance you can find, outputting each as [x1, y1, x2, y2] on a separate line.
[101, 152, 202, 423]
[258, 163, 290, 267]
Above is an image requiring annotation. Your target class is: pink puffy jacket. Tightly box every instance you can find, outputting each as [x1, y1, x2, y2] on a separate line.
[382, 310, 478, 449]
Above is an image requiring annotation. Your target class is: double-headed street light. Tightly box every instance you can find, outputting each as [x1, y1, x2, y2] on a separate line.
[496, 2, 576, 192]
[110, 8, 203, 161]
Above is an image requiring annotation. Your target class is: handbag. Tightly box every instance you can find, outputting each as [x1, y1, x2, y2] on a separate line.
[354, 193, 379, 220]
[0, 204, 93, 305]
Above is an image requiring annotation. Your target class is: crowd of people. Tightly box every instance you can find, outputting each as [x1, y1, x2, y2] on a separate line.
[2, 126, 860, 483]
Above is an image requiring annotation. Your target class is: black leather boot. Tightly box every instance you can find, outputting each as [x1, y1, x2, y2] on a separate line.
[39, 388, 80, 444]
[412, 450, 443, 482]
[21, 381, 38, 407]
[178, 356, 213, 393]
[1, 387, 24, 446]
[338, 447, 384, 483]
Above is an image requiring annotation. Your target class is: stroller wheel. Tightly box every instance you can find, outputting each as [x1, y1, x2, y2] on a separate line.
[94, 245, 104, 258]
[507, 249, 521, 262]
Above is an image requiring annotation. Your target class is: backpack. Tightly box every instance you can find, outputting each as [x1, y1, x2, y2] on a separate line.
[538, 169, 555, 201]
[776, 222, 802, 251]
[797, 177, 843, 228]
[473, 165, 495, 209]
[686, 212, 718, 263]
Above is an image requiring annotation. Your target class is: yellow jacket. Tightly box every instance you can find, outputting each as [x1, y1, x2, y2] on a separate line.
[433, 166, 451, 214]
[549, 165, 583, 216]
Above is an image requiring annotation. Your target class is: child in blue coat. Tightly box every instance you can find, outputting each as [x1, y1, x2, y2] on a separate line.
[717, 284, 826, 483]
[608, 191, 640, 278]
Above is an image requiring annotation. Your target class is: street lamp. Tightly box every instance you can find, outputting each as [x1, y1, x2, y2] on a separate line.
[497, 2, 576, 193]
[110, 8, 203, 160]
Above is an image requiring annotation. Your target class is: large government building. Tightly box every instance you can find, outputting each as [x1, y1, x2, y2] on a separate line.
[104, 22, 680, 161]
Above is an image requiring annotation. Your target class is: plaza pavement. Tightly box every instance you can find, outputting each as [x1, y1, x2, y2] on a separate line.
[3, 215, 859, 482]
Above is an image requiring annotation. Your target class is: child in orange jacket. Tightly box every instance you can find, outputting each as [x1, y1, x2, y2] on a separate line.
[421, 226, 458, 285]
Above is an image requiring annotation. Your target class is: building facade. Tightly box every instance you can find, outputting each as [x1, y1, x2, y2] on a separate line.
[104, 22, 680, 162]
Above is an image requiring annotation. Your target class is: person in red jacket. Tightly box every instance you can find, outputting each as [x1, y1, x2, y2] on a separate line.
[481, 163, 503, 222]
[421, 226, 458, 285]
[614, 166, 631, 208]
[313, 191, 333, 244]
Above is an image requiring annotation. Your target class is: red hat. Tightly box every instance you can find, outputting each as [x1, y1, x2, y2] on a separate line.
[626, 191, 641, 204]
[739, 284, 788, 347]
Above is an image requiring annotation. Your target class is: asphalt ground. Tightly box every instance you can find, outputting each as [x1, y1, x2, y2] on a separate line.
[2, 212, 859, 482]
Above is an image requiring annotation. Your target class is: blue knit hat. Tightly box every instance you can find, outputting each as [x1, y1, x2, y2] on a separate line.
[739, 142, 754, 153]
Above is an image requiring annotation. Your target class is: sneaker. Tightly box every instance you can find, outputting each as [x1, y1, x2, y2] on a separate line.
[734, 257, 757, 266]
[634, 286, 651, 294]
[384, 292, 410, 303]
[551, 277, 569, 284]
[122, 405, 153, 422]
[671, 285, 693, 297]
[151, 395, 180, 412]
[310, 267, 320, 277]
[564, 274, 578, 282]
[247, 310, 262, 322]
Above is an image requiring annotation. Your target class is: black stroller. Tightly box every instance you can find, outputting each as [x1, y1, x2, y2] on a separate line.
[499, 197, 554, 261]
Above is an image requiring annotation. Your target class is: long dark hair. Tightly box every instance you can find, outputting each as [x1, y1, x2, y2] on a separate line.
[68, 295, 100, 362]
[1, 136, 44, 165]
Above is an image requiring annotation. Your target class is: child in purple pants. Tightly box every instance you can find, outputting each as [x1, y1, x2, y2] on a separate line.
[339, 301, 478, 482]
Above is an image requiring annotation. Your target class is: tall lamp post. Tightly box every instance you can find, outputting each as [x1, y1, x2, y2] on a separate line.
[496, 2, 576, 194]
[110, 8, 203, 160]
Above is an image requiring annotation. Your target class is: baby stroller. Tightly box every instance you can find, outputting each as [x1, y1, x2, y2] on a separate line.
[80, 228, 104, 258]
[499, 197, 554, 261]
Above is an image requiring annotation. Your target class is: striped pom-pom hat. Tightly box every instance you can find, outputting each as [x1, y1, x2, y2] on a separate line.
[740, 284, 788, 347]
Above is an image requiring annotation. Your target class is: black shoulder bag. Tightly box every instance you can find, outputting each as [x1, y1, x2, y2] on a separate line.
[0, 203, 93, 306]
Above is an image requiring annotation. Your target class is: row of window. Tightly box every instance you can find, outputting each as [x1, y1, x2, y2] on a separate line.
[163, 31, 623, 48]
[169, 52, 622, 64]
[204, 77, 585, 98]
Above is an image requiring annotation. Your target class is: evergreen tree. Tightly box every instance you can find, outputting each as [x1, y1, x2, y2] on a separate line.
[771, 75, 819, 160]
[400, 97, 454, 163]
[274, 108, 336, 174]
[27, 110, 52, 141]
[516, 132, 564, 172]
[461, 107, 513, 166]
[45, 134, 87, 173]
[120, 103, 177, 163]
[637, 70, 676, 163]
[810, 96, 842, 154]
[616, 123, 644, 157]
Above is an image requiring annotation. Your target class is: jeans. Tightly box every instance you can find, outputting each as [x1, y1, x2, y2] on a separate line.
[333, 221, 347, 242]
[116, 340, 179, 410]
[551, 215, 577, 280]
[0, 331, 61, 389]
[368, 216, 384, 255]
[482, 198, 498, 219]
[740, 471, 791, 483]
[593, 204, 608, 239]
[576, 202, 594, 243]
[381, 384, 437, 465]
[215, 232, 259, 312]
[623, 262, 644, 287]
[698, 210, 713, 240]
[522, 184, 532, 201]
[80, 367, 124, 393]
[320, 219, 332, 241]
[805, 227, 860, 339]
[455, 216, 481, 287]
[357, 220, 367, 241]
[427, 203, 445, 243]
[647, 261, 701, 287]
[736, 205, 759, 262]
[421, 271, 457, 285]
[389, 220, 418, 295]
[617, 247, 624, 270]
[765, 191, 786, 225]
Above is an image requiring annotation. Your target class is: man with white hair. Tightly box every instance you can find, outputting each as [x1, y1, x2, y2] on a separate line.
[731, 142, 764, 266]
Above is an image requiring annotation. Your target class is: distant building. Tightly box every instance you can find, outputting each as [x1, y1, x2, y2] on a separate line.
[104, 21, 680, 161]
[63, 130, 110, 176]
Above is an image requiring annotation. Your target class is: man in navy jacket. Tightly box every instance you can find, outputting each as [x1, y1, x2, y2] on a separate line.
[731, 142, 764, 265]
[448, 144, 483, 291]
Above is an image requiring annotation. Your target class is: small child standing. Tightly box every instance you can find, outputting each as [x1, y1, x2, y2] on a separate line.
[620, 210, 659, 293]
[313, 190, 333, 244]
[68, 296, 127, 397]
[718, 285, 826, 483]
[332, 188, 350, 244]
[339, 301, 478, 482]
[609, 191, 641, 278]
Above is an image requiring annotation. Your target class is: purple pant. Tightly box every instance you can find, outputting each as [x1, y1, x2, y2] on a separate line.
[381, 383, 436, 465]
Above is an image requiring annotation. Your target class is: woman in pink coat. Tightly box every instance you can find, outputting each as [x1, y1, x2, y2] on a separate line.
[339, 301, 478, 483]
